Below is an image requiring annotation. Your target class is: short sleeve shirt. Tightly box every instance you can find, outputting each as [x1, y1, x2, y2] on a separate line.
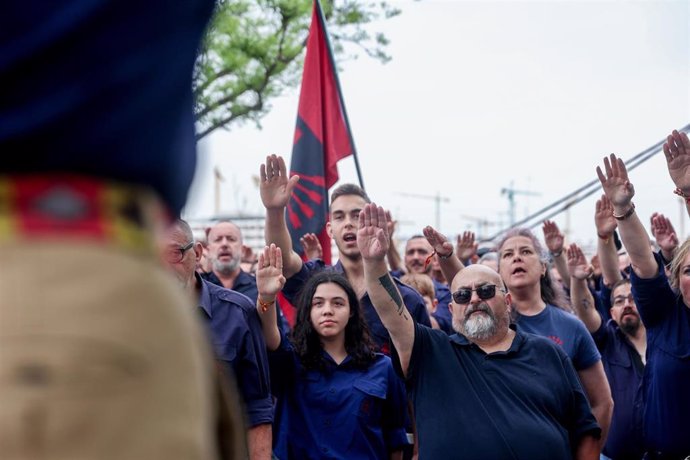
[394, 323, 600, 460]
[515, 304, 601, 370]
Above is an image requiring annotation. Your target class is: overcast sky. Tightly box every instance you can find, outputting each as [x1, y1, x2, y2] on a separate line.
[187, 0, 690, 253]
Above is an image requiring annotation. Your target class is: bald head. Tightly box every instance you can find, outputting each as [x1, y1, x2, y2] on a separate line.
[451, 264, 504, 292]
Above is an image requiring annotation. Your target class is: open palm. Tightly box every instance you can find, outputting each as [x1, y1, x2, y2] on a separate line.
[663, 130, 690, 191]
[357, 204, 389, 261]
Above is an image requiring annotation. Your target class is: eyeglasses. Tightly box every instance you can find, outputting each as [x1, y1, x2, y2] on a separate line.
[612, 293, 634, 307]
[165, 242, 194, 263]
[452, 284, 505, 304]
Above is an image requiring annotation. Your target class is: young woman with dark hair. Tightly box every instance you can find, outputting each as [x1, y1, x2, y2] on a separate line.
[254, 244, 407, 460]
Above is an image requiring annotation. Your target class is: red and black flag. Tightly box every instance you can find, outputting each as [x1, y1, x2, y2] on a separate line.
[287, 0, 359, 265]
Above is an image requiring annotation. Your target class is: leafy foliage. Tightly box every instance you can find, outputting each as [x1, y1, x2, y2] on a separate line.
[194, 0, 399, 139]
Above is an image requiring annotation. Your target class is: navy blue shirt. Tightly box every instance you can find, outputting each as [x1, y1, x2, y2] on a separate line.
[515, 304, 601, 371]
[631, 256, 690, 457]
[2, 1, 215, 215]
[395, 323, 600, 460]
[591, 316, 645, 459]
[197, 275, 273, 427]
[269, 335, 408, 459]
[283, 260, 431, 354]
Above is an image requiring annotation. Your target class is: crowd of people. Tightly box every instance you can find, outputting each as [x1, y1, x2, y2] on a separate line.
[159, 129, 689, 460]
[3, 3, 689, 458]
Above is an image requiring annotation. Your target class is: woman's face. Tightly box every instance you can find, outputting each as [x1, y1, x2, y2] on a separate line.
[309, 282, 351, 340]
[678, 251, 690, 307]
[498, 236, 546, 291]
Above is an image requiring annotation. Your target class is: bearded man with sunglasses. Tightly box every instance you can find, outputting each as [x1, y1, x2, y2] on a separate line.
[358, 203, 602, 460]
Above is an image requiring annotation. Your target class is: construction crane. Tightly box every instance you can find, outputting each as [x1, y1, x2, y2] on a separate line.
[500, 181, 540, 227]
[460, 214, 501, 240]
[396, 191, 450, 231]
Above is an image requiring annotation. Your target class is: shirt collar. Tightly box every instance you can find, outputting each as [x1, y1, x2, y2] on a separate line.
[196, 272, 214, 318]
[449, 324, 524, 355]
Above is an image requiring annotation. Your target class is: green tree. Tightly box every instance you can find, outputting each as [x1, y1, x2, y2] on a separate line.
[194, 0, 399, 140]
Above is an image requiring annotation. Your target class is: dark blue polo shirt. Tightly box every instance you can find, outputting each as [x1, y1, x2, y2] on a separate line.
[197, 275, 273, 427]
[591, 316, 645, 459]
[283, 260, 431, 354]
[394, 323, 600, 460]
[2, 1, 214, 216]
[631, 257, 690, 457]
[268, 335, 408, 459]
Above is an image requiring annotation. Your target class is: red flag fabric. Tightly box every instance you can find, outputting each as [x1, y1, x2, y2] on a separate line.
[287, 0, 354, 265]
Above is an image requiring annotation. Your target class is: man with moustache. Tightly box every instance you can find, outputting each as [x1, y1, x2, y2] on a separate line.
[567, 243, 646, 460]
[358, 203, 602, 460]
[203, 221, 260, 302]
[162, 220, 273, 460]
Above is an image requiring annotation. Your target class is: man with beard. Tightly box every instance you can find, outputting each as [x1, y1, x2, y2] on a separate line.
[567, 243, 646, 460]
[162, 220, 273, 460]
[358, 203, 602, 460]
[203, 221, 259, 301]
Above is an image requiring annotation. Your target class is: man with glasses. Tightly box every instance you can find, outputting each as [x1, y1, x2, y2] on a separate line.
[358, 203, 602, 459]
[162, 219, 273, 460]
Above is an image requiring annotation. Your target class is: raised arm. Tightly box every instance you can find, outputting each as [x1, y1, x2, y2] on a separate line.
[594, 195, 622, 287]
[566, 243, 601, 333]
[358, 203, 415, 375]
[596, 154, 657, 278]
[260, 155, 303, 278]
[423, 225, 464, 283]
[542, 220, 570, 290]
[455, 231, 478, 266]
[663, 129, 690, 218]
[254, 244, 286, 351]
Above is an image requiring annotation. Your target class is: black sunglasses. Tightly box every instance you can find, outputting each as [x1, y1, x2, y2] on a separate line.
[452, 284, 504, 304]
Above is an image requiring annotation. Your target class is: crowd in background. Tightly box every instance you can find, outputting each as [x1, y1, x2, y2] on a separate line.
[171, 129, 690, 460]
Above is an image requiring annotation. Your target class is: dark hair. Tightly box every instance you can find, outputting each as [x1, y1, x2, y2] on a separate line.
[291, 270, 376, 371]
[497, 227, 569, 310]
[330, 183, 371, 205]
[609, 278, 631, 304]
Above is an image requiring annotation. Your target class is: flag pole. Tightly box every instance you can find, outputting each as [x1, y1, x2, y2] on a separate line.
[314, 0, 366, 192]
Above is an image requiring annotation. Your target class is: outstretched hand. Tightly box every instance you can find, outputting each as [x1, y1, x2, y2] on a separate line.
[255, 244, 286, 298]
[542, 220, 565, 254]
[594, 195, 617, 237]
[456, 231, 478, 262]
[566, 243, 593, 281]
[423, 226, 454, 258]
[596, 154, 635, 208]
[663, 129, 690, 193]
[652, 213, 679, 256]
[300, 233, 323, 260]
[259, 154, 300, 210]
[357, 203, 390, 262]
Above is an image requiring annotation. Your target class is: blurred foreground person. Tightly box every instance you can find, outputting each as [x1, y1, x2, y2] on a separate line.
[0, 2, 238, 459]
